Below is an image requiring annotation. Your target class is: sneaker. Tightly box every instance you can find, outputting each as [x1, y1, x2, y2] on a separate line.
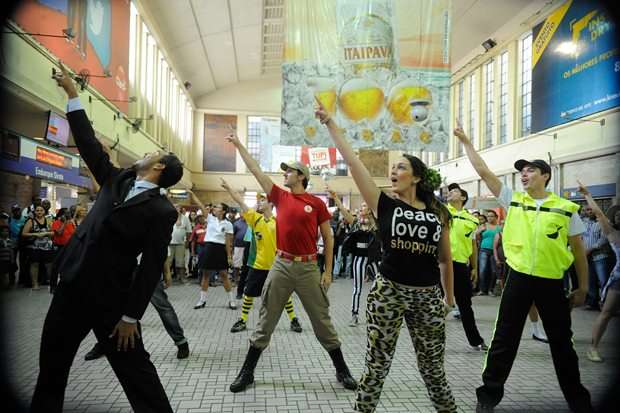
[532, 333, 549, 343]
[450, 308, 461, 319]
[349, 314, 359, 327]
[587, 348, 603, 362]
[471, 343, 489, 352]
[230, 319, 247, 333]
[229, 300, 238, 310]
[476, 291, 488, 296]
[193, 301, 206, 309]
[290, 317, 302, 333]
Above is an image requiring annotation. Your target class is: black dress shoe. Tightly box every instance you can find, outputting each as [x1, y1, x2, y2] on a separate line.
[84, 343, 105, 361]
[177, 342, 189, 359]
[230, 369, 254, 393]
[336, 369, 358, 390]
[476, 401, 494, 412]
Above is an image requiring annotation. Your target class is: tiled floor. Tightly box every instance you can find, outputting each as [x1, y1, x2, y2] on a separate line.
[2, 277, 617, 412]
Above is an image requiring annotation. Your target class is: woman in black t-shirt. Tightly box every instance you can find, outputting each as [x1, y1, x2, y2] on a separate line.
[316, 104, 456, 413]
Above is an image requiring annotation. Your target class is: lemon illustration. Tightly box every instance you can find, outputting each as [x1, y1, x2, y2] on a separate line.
[361, 128, 374, 142]
[419, 130, 432, 144]
[391, 129, 403, 143]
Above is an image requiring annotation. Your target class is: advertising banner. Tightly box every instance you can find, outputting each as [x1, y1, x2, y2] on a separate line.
[531, 0, 619, 133]
[13, 0, 131, 113]
[281, 0, 452, 152]
[203, 114, 237, 172]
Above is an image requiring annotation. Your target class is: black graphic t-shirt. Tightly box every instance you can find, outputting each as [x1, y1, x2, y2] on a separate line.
[377, 192, 443, 286]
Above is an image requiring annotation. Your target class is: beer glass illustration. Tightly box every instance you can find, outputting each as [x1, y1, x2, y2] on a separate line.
[308, 78, 337, 116]
[338, 77, 385, 123]
[387, 79, 433, 125]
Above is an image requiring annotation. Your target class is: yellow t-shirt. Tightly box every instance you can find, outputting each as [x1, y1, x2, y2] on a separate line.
[242, 209, 277, 270]
[447, 204, 479, 264]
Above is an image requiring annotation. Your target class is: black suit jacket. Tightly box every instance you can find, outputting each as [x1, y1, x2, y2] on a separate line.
[56, 109, 177, 320]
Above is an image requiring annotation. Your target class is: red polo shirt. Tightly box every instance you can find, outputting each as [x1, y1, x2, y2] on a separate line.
[269, 185, 331, 255]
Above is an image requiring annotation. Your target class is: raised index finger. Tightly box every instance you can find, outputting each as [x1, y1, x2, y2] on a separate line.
[314, 95, 325, 111]
[57, 59, 70, 76]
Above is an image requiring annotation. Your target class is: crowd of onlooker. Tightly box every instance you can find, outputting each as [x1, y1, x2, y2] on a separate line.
[2, 195, 618, 331]
[0, 196, 87, 290]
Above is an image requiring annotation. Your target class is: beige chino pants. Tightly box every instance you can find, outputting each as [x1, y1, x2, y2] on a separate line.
[250, 256, 341, 351]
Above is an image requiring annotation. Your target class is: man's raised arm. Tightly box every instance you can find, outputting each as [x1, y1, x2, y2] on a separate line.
[53, 60, 120, 186]
[220, 178, 250, 213]
[226, 135, 274, 195]
[454, 126, 502, 198]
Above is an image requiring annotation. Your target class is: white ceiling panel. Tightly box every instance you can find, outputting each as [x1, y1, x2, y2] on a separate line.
[230, 0, 262, 28]
[191, 0, 231, 36]
[204, 31, 238, 87]
[142, 0, 550, 101]
[234, 25, 262, 80]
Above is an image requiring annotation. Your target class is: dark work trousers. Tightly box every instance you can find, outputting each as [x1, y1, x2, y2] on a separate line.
[150, 280, 187, 345]
[453, 262, 484, 346]
[476, 267, 592, 412]
[31, 279, 173, 413]
[237, 244, 251, 298]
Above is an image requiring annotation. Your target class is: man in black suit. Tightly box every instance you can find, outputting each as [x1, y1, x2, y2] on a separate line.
[31, 61, 183, 413]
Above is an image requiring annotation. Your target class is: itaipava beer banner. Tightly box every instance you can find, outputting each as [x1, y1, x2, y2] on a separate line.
[281, 0, 452, 152]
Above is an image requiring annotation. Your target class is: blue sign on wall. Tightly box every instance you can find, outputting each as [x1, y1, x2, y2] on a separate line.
[531, 0, 619, 133]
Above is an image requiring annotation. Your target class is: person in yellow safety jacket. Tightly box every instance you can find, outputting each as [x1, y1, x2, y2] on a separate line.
[446, 183, 488, 351]
[454, 127, 593, 413]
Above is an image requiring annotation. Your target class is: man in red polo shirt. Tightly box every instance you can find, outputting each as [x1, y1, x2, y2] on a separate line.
[226, 135, 357, 393]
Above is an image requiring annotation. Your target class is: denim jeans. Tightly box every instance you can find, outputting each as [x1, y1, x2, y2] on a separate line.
[478, 249, 496, 294]
[586, 257, 609, 307]
[150, 281, 187, 345]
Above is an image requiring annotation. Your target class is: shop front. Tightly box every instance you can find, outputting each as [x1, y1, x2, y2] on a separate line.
[0, 130, 91, 214]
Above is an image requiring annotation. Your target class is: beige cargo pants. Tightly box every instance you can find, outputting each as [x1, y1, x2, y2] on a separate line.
[250, 256, 341, 351]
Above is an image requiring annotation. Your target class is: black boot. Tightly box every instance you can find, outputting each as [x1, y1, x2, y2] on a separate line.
[328, 347, 358, 390]
[230, 346, 262, 393]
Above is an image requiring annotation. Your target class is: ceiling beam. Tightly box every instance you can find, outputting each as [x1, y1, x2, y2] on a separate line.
[226, 0, 240, 83]
[189, 0, 218, 90]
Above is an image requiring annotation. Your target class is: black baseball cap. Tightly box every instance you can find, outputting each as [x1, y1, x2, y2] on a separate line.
[514, 159, 552, 185]
[447, 183, 468, 204]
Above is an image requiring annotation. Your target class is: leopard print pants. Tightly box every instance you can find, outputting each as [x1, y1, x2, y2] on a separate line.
[354, 275, 457, 413]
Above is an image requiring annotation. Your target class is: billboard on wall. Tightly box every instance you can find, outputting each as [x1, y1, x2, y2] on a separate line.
[281, 0, 451, 152]
[531, 0, 619, 133]
[203, 114, 237, 172]
[12, 0, 131, 113]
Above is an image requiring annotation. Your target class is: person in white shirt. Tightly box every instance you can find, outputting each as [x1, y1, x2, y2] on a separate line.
[165, 206, 193, 283]
[190, 191, 236, 309]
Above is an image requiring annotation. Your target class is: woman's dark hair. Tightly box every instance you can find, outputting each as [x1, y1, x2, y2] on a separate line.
[302, 177, 309, 189]
[486, 209, 498, 217]
[402, 154, 451, 227]
[220, 202, 230, 214]
[158, 153, 184, 188]
[56, 208, 67, 220]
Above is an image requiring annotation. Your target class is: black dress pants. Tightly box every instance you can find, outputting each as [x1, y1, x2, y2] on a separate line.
[31, 281, 173, 413]
[476, 267, 592, 412]
[453, 261, 484, 346]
